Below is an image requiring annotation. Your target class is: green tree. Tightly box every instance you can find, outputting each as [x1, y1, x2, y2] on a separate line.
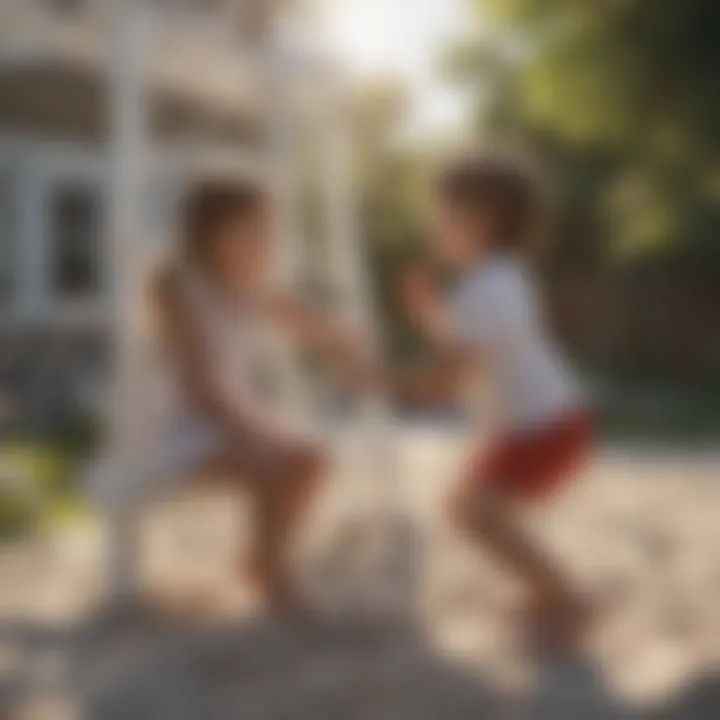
[446, 0, 720, 387]
[448, 0, 720, 260]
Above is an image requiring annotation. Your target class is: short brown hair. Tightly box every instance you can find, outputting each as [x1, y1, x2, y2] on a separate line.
[436, 150, 545, 252]
[181, 178, 267, 263]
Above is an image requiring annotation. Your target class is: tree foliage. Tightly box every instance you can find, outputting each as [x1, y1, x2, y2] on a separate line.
[440, 0, 720, 385]
[351, 3, 720, 386]
[450, 0, 720, 261]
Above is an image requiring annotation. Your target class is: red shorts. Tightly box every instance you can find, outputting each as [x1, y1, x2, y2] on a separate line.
[465, 409, 594, 502]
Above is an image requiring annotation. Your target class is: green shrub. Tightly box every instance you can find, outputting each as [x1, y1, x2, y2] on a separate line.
[0, 441, 87, 540]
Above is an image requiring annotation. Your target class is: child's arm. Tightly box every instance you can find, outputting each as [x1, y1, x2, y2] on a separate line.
[266, 291, 365, 368]
[399, 263, 455, 347]
[394, 263, 480, 404]
[390, 346, 478, 406]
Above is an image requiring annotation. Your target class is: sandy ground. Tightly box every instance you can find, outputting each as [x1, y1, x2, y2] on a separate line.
[0, 429, 718, 719]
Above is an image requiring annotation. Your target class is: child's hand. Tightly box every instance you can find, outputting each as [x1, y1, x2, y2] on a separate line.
[334, 351, 387, 395]
[326, 327, 366, 362]
[398, 262, 437, 322]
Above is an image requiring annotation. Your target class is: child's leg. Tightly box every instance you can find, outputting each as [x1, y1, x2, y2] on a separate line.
[198, 441, 325, 606]
[448, 485, 586, 644]
[246, 444, 327, 606]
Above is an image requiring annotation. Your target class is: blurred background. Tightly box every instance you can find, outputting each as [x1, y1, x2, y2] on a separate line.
[0, 1, 718, 718]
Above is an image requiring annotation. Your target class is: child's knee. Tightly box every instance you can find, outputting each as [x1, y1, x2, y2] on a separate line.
[295, 444, 327, 483]
[279, 444, 327, 505]
[445, 483, 498, 536]
[445, 484, 474, 534]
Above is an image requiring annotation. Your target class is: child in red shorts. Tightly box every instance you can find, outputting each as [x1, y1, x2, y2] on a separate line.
[397, 149, 594, 648]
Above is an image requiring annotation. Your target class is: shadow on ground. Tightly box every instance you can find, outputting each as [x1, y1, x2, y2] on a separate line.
[1, 613, 718, 720]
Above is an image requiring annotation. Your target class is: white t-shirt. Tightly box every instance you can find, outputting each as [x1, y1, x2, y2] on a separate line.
[449, 255, 581, 432]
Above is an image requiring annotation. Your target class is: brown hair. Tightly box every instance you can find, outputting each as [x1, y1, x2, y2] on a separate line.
[148, 178, 267, 342]
[181, 178, 267, 265]
[436, 149, 545, 252]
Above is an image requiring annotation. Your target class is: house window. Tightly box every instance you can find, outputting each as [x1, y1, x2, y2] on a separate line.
[50, 185, 100, 300]
[0, 170, 16, 307]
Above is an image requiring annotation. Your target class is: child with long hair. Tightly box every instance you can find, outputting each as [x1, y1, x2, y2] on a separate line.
[145, 178, 360, 616]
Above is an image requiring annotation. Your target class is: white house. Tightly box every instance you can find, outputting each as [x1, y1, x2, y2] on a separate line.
[0, 0, 353, 428]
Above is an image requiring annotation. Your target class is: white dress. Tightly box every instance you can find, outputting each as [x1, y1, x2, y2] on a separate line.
[87, 269, 284, 508]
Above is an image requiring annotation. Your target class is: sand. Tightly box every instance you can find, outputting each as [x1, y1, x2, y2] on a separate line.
[0, 430, 718, 719]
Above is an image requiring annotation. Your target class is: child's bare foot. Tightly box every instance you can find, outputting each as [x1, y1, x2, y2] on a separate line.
[263, 577, 324, 628]
[238, 552, 316, 620]
[522, 592, 593, 653]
